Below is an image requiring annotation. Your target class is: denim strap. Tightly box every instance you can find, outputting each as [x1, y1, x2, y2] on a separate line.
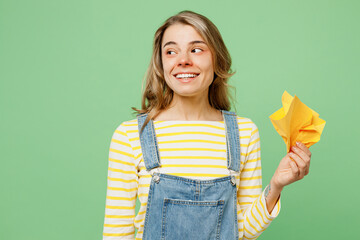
[221, 110, 241, 172]
[137, 113, 161, 171]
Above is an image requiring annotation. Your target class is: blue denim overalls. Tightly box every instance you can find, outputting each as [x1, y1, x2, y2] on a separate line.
[137, 110, 240, 240]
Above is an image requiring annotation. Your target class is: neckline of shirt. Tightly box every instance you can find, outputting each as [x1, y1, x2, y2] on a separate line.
[153, 120, 224, 122]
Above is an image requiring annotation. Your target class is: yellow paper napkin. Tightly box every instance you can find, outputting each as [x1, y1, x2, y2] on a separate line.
[269, 91, 326, 152]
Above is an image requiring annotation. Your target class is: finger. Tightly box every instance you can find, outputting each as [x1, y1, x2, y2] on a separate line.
[292, 144, 311, 176]
[304, 155, 311, 176]
[289, 151, 306, 179]
[304, 163, 310, 175]
[291, 146, 308, 160]
[291, 145, 311, 165]
[289, 157, 299, 178]
[296, 141, 312, 157]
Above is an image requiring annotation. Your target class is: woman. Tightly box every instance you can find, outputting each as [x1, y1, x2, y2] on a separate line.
[102, 10, 311, 240]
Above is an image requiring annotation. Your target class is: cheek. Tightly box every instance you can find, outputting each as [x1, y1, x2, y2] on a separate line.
[202, 62, 214, 79]
[161, 62, 173, 85]
[206, 59, 214, 72]
[162, 59, 175, 75]
[197, 55, 214, 73]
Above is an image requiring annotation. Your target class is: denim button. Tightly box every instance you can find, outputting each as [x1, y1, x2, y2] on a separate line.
[153, 175, 160, 183]
[230, 176, 236, 186]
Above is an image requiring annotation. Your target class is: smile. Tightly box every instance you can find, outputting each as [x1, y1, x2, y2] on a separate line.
[173, 73, 200, 83]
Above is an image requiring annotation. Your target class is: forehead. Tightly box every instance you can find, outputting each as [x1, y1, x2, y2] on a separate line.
[162, 23, 205, 47]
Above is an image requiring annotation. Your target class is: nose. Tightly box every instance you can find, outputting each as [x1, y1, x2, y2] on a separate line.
[177, 52, 192, 66]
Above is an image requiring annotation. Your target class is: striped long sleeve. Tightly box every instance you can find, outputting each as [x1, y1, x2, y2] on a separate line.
[237, 122, 281, 239]
[102, 123, 138, 239]
[102, 117, 281, 239]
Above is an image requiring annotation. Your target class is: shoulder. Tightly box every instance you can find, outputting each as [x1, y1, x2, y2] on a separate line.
[112, 118, 138, 135]
[235, 115, 260, 140]
[236, 115, 258, 130]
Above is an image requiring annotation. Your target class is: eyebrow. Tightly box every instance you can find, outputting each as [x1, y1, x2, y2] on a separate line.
[162, 40, 206, 49]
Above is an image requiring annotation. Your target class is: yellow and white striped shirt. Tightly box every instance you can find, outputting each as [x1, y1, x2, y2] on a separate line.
[102, 116, 281, 239]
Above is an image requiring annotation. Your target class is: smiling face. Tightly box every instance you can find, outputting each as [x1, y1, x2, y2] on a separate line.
[161, 23, 214, 98]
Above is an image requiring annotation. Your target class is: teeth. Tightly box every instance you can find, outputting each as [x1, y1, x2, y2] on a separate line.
[176, 73, 198, 78]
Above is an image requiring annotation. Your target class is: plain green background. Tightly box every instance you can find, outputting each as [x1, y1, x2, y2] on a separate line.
[1, 0, 359, 239]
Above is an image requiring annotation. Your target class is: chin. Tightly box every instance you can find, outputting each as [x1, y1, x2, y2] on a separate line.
[173, 89, 202, 97]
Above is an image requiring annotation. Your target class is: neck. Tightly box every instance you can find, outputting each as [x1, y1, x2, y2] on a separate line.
[157, 92, 223, 121]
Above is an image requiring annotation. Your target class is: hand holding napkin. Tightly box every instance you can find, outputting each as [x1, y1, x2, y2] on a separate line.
[269, 91, 326, 152]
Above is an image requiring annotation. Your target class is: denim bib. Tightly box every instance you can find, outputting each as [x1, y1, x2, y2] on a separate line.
[137, 110, 240, 240]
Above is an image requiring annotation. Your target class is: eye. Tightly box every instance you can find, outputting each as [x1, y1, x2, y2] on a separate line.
[192, 48, 203, 53]
[166, 50, 176, 55]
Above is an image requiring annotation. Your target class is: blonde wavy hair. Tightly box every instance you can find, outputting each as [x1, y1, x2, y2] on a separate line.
[132, 10, 237, 134]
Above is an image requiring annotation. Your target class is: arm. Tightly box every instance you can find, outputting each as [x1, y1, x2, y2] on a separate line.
[102, 123, 138, 239]
[237, 122, 281, 240]
[266, 141, 312, 212]
[264, 179, 282, 214]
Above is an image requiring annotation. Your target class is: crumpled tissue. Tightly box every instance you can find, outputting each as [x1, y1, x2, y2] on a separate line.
[269, 91, 326, 152]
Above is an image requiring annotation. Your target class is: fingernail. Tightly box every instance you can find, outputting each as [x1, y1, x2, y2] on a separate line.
[296, 141, 300, 146]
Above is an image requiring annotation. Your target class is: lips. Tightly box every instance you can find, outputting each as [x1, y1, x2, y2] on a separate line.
[173, 72, 199, 76]
[173, 73, 200, 83]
